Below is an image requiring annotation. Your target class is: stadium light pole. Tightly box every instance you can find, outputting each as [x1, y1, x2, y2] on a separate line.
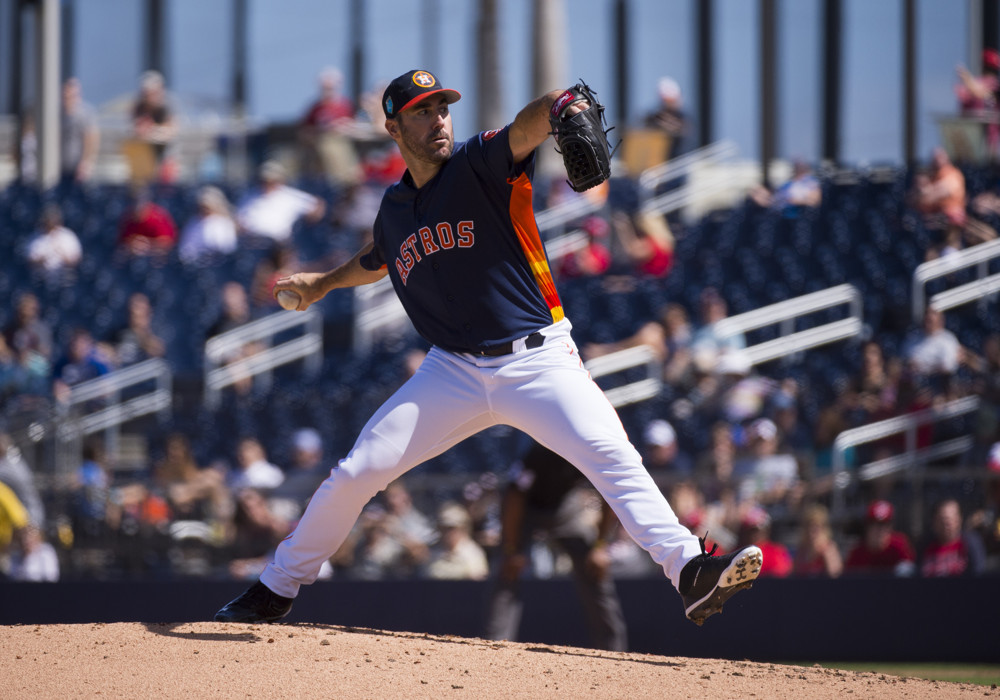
[697, 0, 714, 147]
[760, 0, 776, 190]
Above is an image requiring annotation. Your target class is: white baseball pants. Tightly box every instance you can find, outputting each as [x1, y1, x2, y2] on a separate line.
[259, 319, 703, 597]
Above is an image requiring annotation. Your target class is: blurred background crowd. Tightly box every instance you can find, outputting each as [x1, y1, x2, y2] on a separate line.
[1, 1, 1000, 594]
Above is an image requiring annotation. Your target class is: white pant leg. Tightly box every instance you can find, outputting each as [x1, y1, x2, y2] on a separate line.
[261, 348, 496, 597]
[491, 327, 702, 588]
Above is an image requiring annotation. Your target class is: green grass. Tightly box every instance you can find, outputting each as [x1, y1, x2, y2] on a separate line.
[796, 662, 1000, 686]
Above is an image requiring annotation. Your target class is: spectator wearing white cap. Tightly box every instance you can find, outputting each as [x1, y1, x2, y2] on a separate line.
[268, 428, 329, 522]
[733, 417, 802, 516]
[642, 418, 692, 483]
[424, 502, 489, 580]
[236, 160, 326, 245]
[644, 76, 688, 159]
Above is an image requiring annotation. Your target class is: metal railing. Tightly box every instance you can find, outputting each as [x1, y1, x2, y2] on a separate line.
[638, 140, 740, 217]
[352, 277, 412, 353]
[584, 344, 662, 408]
[204, 307, 323, 408]
[830, 395, 981, 532]
[55, 358, 173, 474]
[911, 237, 1000, 323]
[713, 284, 864, 366]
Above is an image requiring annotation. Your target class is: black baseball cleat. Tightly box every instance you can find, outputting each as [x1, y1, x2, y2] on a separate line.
[214, 580, 293, 623]
[678, 538, 763, 626]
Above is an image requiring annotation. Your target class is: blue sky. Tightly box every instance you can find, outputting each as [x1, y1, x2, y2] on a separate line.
[50, 0, 982, 167]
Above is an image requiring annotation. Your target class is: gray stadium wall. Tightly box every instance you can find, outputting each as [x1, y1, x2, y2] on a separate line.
[2, 576, 997, 663]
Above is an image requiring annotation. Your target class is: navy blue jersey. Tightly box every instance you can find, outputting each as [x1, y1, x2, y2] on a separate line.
[361, 125, 564, 354]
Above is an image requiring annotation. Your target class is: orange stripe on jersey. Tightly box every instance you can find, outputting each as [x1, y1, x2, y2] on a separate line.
[508, 172, 565, 322]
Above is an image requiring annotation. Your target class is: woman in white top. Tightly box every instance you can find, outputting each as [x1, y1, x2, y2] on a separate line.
[179, 185, 238, 264]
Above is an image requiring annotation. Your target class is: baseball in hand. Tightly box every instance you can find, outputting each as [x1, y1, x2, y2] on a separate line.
[275, 289, 302, 311]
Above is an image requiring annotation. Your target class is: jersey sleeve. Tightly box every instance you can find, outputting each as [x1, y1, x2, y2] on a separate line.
[468, 125, 535, 183]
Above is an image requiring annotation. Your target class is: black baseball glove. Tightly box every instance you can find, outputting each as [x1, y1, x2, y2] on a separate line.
[549, 80, 616, 193]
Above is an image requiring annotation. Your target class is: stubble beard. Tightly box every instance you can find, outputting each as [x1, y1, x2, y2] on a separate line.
[400, 122, 454, 166]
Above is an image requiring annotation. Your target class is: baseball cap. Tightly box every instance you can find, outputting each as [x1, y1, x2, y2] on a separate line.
[382, 69, 461, 118]
[644, 419, 676, 447]
[292, 428, 322, 454]
[741, 505, 771, 530]
[749, 418, 777, 441]
[987, 442, 1000, 473]
[866, 500, 894, 523]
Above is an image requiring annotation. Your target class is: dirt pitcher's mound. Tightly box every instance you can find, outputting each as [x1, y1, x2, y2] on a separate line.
[0, 622, 993, 699]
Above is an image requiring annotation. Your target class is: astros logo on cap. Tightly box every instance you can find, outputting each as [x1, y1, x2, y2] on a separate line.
[413, 71, 436, 88]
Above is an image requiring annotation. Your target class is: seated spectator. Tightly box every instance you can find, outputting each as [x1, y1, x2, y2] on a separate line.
[582, 302, 694, 387]
[229, 437, 285, 492]
[910, 147, 969, 259]
[60, 77, 100, 185]
[298, 66, 363, 186]
[694, 420, 739, 510]
[903, 307, 963, 378]
[0, 479, 30, 564]
[748, 160, 822, 217]
[735, 505, 792, 578]
[642, 418, 692, 483]
[791, 503, 843, 578]
[609, 209, 675, 278]
[337, 503, 417, 580]
[25, 203, 82, 281]
[227, 487, 292, 579]
[843, 340, 901, 425]
[52, 327, 111, 404]
[0, 432, 45, 528]
[379, 480, 437, 574]
[108, 292, 166, 368]
[734, 418, 802, 516]
[207, 281, 253, 338]
[178, 186, 238, 265]
[4, 292, 54, 365]
[70, 440, 112, 545]
[555, 215, 612, 279]
[268, 427, 329, 522]
[689, 288, 746, 372]
[844, 500, 916, 576]
[644, 76, 688, 159]
[967, 442, 1000, 570]
[955, 48, 1000, 156]
[130, 70, 177, 180]
[152, 433, 231, 526]
[236, 160, 326, 245]
[918, 498, 986, 577]
[7, 524, 59, 582]
[424, 502, 489, 580]
[117, 187, 177, 257]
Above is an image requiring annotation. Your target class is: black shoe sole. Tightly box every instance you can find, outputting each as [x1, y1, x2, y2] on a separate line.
[685, 546, 763, 626]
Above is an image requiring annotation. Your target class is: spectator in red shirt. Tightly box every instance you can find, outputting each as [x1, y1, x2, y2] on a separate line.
[118, 187, 177, 257]
[555, 215, 612, 280]
[918, 498, 986, 577]
[844, 500, 916, 576]
[736, 505, 792, 578]
[298, 66, 362, 186]
[791, 503, 843, 578]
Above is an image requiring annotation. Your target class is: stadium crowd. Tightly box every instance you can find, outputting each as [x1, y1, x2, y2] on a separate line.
[1, 72, 999, 586]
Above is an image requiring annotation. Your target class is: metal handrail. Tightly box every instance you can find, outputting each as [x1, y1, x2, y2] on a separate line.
[535, 194, 604, 234]
[203, 307, 323, 408]
[911, 237, 1000, 323]
[830, 395, 980, 521]
[584, 345, 662, 407]
[637, 140, 739, 194]
[62, 358, 173, 436]
[712, 284, 863, 366]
